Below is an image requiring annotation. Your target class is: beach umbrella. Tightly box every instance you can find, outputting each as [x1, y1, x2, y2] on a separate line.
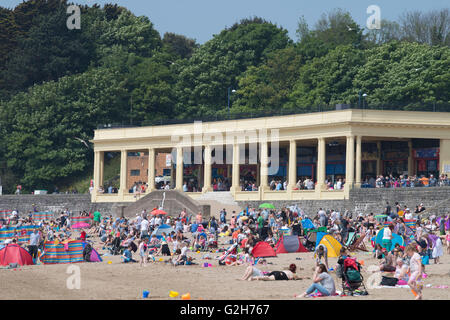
[259, 203, 275, 209]
[151, 209, 167, 216]
[71, 222, 90, 229]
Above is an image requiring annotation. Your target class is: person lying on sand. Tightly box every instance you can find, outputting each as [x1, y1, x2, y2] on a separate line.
[251, 264, 305, 281]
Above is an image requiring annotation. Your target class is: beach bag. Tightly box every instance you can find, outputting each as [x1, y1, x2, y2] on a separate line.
[380, 276, 398, 286]
[346, 269, 361, 282]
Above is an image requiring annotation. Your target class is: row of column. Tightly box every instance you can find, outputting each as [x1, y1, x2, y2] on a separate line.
[93, 135, 369, 195]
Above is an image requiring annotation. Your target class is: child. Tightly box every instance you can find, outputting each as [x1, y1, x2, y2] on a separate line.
[446, 230, 450, 255]
[405, 243, 423, 300]
[122, 245, 137, 263]
[138, 239, 147, 267]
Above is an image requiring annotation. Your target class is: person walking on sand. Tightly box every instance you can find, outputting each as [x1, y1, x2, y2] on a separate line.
[405, 243, 423, 300]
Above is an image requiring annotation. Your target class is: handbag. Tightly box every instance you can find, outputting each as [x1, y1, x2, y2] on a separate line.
[380, 276, 398, 286]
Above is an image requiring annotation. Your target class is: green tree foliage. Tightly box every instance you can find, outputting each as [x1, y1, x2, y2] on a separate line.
[127, 52, 178, 125]
[2, 67, 128, 190]
[0, 1, 449, 193]
[342, 42, 450, 107]
[232, 46, 303, 114]
[174, 17, 291, 118]
[2, 4, 92, 95]
[162, 32, 198, 59]
[286, 45, 366, 109]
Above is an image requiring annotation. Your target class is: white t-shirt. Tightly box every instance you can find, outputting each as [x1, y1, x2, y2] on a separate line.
[155, 217, 162, 226]
[181, 246, 188, 257]
[382, 227, 392, 240]
[140, 219, 149, 231]
[404, 212, 413, 220]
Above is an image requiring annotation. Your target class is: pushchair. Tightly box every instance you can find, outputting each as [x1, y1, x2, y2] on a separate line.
[341, 257, 368, 296]
[109, 237, 122, 255]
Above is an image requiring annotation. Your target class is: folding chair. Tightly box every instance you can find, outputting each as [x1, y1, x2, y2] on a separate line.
[349, 233, 368, 252]
[345, 232, 356, 247]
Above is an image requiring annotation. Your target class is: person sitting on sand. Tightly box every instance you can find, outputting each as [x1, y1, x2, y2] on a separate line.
[379, 248, 396, 272]
[122, 245, 137, 263]
[252, 263, 303, 281]
[295, 264, 336, 298]
[394, 258, 410, 284]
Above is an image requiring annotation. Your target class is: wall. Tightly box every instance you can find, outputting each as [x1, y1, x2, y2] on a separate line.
[0, 194, 126, 216]
[238, 187, 450, 217]
[2, 187, 448, 219]
[0, 191, 210, 219]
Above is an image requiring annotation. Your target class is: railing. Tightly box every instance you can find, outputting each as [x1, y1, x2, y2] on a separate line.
[97, 103, 450, 129]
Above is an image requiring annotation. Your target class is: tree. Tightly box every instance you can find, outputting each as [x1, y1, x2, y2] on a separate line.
[286, 45, 365, 109]
[365, 19, 402, 45]
[174, 17, 291, 118]
[1, 4, 92, 95]
[399, 9, 450, 46]
[342, 42, 450, 108]
[127, 52, 178, 125]
[3, 67, 129, 191]
[232, 46, 303, 115]
[162, 32, 198, 59]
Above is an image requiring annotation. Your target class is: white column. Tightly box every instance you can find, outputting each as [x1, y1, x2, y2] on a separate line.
[176, 147, 183, 190]
[148, 148, 155, 192]
[345, 136, 355, 190]
[316, 137, 326, 190]
[288, 140, 297, 191]
[231, 143, 240, 192]
[99, 151, 104, 189]
[93, 151, 101, 196]
[355, 136, 362, 187]
[203, 145, 213, 192]
[260, 141, 269, 191]
[119, 149, 127, 196]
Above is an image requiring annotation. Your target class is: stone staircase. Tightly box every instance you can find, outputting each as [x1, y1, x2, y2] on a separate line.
[121, 190, 210, 218]
[196, 192, 243, 219]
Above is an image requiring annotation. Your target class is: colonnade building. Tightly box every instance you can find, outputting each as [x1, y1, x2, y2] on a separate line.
[91, 109, 450, 203]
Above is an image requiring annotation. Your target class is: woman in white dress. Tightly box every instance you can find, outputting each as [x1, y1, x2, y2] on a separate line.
[432, 236, 443, 264]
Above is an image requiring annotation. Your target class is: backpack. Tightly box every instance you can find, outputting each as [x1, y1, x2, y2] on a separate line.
[83, 243, 93, 262]
[380, 276, 398, 286]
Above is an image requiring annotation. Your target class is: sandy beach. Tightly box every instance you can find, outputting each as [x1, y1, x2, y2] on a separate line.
[1, 236, 449, 300]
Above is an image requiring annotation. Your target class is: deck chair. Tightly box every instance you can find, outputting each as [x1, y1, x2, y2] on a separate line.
[345, 232, 356, 247]
[349, 233, 368, 252]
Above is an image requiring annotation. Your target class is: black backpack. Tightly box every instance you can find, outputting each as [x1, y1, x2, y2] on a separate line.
[83, 243, 93, 262]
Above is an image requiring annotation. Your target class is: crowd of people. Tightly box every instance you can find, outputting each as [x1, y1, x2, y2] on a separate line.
[1, 196, 449, 300]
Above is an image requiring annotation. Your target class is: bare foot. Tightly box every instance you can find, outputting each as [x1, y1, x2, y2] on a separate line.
[415, 294, 422, 300]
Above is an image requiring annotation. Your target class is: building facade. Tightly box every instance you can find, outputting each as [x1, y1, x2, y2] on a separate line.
[91, 109, 450, 203]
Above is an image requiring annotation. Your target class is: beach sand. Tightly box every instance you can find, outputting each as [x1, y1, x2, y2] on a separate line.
[1, 236, 449, 300]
